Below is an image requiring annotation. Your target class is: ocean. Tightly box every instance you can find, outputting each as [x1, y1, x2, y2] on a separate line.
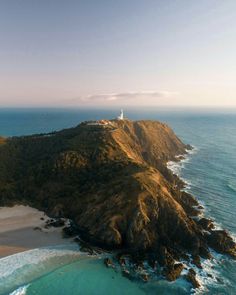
[0, 107, 236, 295]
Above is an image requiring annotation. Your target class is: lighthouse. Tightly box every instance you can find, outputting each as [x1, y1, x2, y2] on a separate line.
[117, 109, 124, 120]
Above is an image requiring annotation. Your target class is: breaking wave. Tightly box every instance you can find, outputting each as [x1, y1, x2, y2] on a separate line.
[167, 146, 198, 190]
[0, 245, 83, 295]
[9, 284, 30, 295]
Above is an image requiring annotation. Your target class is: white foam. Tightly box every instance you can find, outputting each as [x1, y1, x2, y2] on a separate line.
[9, 284, 30, 295]
[187, 248, 233, 295]
[0, 245, 85, 295]
[208, 221, 236, 244]
[186, 146, 199, 155]
[0, 245, 81, 279]
[167, 147, 197, 188]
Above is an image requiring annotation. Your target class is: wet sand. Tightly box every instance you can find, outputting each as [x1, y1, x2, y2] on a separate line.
[0, 205, 74, 258]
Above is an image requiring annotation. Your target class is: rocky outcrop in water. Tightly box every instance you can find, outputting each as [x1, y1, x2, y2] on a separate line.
[186, 268, 201, 289]
[206, 229, 236, 257]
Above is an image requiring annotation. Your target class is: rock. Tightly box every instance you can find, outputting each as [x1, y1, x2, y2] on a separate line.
[63, 222, 79, 237]
[33, 226, 42, 231]
[104, 258, 115, 268]
[140, 273, 149, 282]
[181, 191, 199, 207]
[158, 247, 175, 267]
[185, 144, 193, 150]
[199, 246, 212, 259]
[206, 230, 236, 258]
[77, 238, 98, 255]
[198, 218, 214, 231]
[136, 261, 144, 269]
[80, 245, 94, 255]
[148, 258, 158, 269]
[53, 218, 65, 227]
[180, 253, 190, 262]
[40, 217, 45, 220]
[174, 191, 200, 216]
[186, 206, 201, 217]
[50, 204, 64, 218]
[216, 277, 224, 284]
[116, 253, 131, 267]
[192, 255, 202, 269]
[164, 263, 184, 281]
[177, 155, 185, 161]
[119, 258, 126, 267]
[122, 269, 134, 281]
[186, 268, 200, 289]
[46, 218, 65, 227]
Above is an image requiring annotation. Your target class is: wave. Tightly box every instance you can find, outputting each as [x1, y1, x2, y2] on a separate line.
[9, 284, 29, 295]
[190, 248, 235, 295]
[192, 256, 220, 294]
[167, 158, 189, 178]
[167, 146, 198, 190]
[0, 245, 86, 295]
[186, 146, 199, 155]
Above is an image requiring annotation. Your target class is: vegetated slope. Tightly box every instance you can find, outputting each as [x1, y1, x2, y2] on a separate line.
[0, 120, 235, 267]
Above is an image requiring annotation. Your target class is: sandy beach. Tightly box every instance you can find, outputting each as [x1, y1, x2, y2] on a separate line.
[0, 205, 74, 258]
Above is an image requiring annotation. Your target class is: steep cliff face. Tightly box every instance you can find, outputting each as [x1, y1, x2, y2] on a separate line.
[0, 120, 235, 265]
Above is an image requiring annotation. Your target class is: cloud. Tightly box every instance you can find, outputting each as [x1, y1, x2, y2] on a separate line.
[75, 91, 178, 105]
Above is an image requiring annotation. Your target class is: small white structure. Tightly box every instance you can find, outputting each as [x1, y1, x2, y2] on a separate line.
[117, 109, 124, 120]
[87, 120, 109, 126]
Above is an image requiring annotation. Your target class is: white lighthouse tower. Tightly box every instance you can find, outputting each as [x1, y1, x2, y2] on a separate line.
[117, 109, 124, 120]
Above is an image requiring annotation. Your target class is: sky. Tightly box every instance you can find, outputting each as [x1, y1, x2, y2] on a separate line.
[1, 0, 236, 108]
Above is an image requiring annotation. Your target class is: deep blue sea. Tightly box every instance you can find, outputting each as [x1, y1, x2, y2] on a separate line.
[0, 108, 236, 295]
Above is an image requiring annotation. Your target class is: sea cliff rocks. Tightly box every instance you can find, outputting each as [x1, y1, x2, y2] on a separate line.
[186, 268, 200, 289]
[104, 258, 115, 268]
[206, 229, 236, 258]
[164, 263, 185, 281]
[197, 218, 214, 231]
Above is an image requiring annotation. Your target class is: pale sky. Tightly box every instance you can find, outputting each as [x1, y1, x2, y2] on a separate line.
[1, 0, 236, 108]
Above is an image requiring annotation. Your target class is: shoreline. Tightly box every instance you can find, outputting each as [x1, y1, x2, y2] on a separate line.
[0, 205, 75, 258]
[166, 147, 234, 292]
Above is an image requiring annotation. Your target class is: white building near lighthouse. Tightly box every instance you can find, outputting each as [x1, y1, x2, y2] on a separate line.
[117, 109, 124, 120]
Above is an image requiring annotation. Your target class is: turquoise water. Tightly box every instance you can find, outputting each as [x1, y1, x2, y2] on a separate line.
[0, 108, 236, 294]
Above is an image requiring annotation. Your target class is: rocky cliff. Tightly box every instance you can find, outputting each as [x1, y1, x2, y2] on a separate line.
[0, 119, 235, 286]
